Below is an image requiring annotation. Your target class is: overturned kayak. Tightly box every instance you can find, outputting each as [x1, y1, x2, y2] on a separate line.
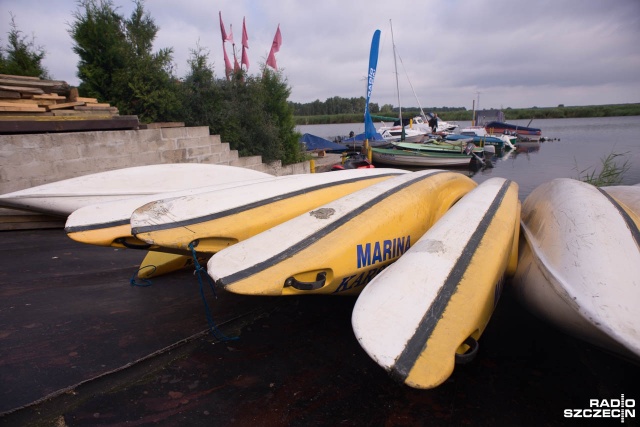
[0, 164, 271, 216]
[131, 169, 407, 254]
[512, 178, 640, 362]
[352, 178, 520, 389]
[602, 183, 640, 214]
[208, 170, 478, 296]
[66, 175, 284, 250]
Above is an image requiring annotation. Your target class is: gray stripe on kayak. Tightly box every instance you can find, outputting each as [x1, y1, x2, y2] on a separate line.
[66, 218, 130, 233]
[391, 179, 511, 382]
[131, 173, 403, 235]
[598, 188, 640, 249]
[217, 171, 447, 286]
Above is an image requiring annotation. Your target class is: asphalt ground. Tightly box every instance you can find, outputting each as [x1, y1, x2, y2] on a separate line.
[0, 229, 638, 426]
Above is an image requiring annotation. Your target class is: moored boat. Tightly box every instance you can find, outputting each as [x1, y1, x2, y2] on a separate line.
[371, 147, 479, 168]
[445, 133, 514, 151]
[392, 140, 481, 154]
[339, 131, 392, 149]
[485, 121, 542, 141]
[378, 124, 427, 143]
[330, 152, 375, 170]
[457, 125, 517, 148]
[300, 133, 348, 153]
[424, 112, 459, 133]
[512, 178, 640, 362]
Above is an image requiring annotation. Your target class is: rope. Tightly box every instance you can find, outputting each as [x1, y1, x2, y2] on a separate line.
[130, 265, 156, 287]
[188, 242, 238, 342]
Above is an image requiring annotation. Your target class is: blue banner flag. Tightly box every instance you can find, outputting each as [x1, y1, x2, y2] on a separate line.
[364, 30, 381, 139]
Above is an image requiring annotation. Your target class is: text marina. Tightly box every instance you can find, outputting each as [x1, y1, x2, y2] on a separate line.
[356, 236, 411, 268]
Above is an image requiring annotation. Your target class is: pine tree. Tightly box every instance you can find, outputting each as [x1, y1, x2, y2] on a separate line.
[69, 0, 179, 122]
[0, 14, 50, 78]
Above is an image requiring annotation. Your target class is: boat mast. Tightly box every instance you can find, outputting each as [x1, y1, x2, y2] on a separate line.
[397, 52, 427, 120]
[471, 100, 475, 126]
[390, 20, 402, 126]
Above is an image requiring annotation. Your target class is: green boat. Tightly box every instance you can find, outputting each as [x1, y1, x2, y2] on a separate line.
[371, 147, 480, 168]
[393, 139, 483, 155]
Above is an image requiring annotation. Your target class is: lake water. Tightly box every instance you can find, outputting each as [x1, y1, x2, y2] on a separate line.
[297, 116, 640, 200]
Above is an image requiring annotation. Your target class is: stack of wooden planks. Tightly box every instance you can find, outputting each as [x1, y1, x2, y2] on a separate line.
[0, 74, 139, 133]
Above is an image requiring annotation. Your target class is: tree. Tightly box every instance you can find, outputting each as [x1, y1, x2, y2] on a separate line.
[179, 45, 221, 127]
[0, 14, 50, 78]
[69, 0, 179, 122]
[260, 68, 302, 164]
[69, 0, 301, 163]
[69, 0, 126, 101]
[178, 49, 303, 165]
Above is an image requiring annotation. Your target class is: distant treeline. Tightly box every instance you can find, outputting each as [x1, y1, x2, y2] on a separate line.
[289, 96, 466, 124]
[292, 99, 640, 125]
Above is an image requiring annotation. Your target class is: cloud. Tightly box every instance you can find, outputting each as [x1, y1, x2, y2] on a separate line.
[1, 0, 638, 109]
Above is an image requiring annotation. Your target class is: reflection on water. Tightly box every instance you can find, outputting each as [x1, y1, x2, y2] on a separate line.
[298, 116, 640, 199]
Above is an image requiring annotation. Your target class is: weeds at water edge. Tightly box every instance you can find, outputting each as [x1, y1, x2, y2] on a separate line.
[574, 151, 631, 187]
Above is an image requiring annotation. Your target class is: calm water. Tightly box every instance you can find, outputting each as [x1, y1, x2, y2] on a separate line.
[297, 116, 640, 199]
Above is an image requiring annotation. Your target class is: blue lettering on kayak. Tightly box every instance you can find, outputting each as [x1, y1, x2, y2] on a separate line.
[332, 265, 388, 294]
[356, 236, 411, 268]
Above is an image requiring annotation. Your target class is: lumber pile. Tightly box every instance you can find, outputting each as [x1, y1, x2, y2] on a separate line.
[0, 74, 139, 133]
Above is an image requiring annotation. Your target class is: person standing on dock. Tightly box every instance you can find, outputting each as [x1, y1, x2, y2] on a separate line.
[428, 114, 438, 133]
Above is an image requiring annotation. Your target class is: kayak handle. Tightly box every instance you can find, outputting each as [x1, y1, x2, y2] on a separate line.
[455, 336, 479, 365]
[285, 272, 327, 291]
[114, 237, 152, 250]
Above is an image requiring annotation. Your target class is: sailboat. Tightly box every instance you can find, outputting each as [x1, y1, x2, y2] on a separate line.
[372, 22, 481, 168]
[377, 20, 428, 144]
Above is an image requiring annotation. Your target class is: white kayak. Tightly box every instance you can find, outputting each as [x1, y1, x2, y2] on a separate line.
[0, 164, 272, 216]
[602, 183, 640, 214]
[66, 175, 284, 249]
[512, 178, 640, 362]
[352, 177, 521, 389]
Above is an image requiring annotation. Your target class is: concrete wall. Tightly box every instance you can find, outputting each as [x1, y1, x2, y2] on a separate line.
[0, 125, 310, 195]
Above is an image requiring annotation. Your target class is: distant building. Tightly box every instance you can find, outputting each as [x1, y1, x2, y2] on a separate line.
[474, 110, 504, 125]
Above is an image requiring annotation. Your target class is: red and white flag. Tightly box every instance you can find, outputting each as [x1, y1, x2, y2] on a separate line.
[266, 25, 282, 70]
[241, 17, 249, 71]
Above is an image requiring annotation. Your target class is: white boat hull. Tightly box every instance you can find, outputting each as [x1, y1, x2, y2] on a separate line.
[602, 183, 640, 214]
[0, 164, 271, 216]
[512, 178, 640, 362]
[379, 126, 427, 143]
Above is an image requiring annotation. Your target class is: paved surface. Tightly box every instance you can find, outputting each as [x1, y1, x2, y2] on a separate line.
[0, 229, 638, 426]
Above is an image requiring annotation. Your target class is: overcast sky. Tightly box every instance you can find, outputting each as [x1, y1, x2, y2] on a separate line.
[2, 0, 639, 110]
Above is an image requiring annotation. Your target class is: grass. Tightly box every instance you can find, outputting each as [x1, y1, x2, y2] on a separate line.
[574, 151, 631, 186]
